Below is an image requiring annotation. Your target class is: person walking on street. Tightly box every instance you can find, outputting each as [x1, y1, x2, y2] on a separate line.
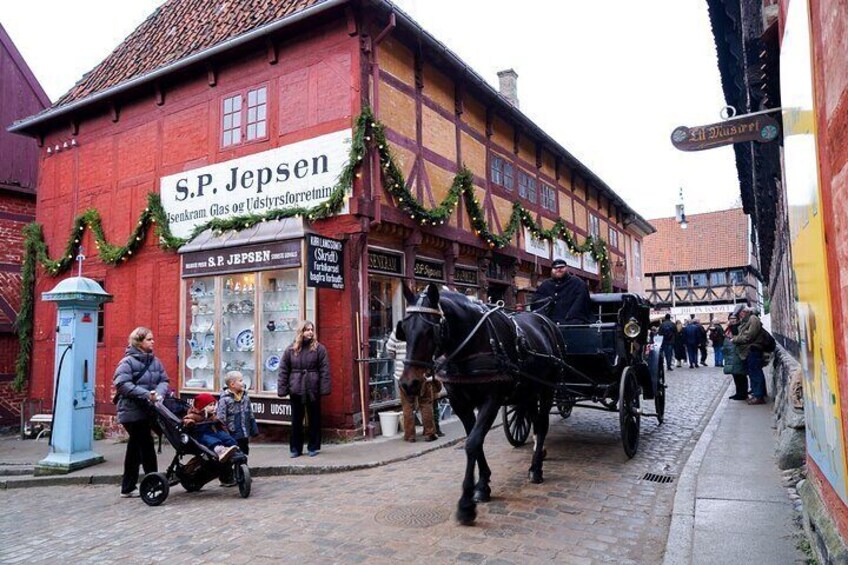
[278, 321, 331, 457]
[709, 322, 725, 366]
[657, 314, 676, 371]
[113, 327, 170, 498]
[722, 313, 749, 400]
[692, 316, 708, 366]
[732, 306, 768, 405]
[674, 320, 687, 367]
[683, 319, 701, 368]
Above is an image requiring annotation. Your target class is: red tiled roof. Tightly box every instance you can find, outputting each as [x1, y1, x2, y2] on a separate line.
[642, 208, 749, 274]
[55, 0, 323, 107]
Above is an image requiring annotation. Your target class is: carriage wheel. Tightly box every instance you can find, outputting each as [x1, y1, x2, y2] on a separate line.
[619, 367, 641, 459]
[140, 472, 170, 506]
[556, 400, 573, 419]
[502, 404, 532, 447]
[655, 363, 666, 425]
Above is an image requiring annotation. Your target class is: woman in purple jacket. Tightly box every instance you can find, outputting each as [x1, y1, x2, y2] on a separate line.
[277, 321, 331, 457]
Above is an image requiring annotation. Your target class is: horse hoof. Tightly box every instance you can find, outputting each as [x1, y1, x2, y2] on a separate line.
[473, 489, 491, 503]
[456, 503, 477, 526]
[528, 470, 544, 484]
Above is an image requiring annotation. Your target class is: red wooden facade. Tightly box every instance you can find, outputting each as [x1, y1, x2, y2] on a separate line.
[0, 23, 49, 425]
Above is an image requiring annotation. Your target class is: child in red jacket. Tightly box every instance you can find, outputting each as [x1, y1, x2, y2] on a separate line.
[182, 392, 239, 462]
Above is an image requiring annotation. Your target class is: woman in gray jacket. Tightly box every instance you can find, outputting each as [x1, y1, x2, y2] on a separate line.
[113, 326, 170, 497]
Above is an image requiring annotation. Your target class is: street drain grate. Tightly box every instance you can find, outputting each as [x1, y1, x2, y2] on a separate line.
[374, 504, 450, 528]
[641, 472, 675, 484]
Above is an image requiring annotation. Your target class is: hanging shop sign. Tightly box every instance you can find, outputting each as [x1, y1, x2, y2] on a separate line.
[182, 240, 301, 278]
[160, 129, 352, 238]
[182, 392, 292, 424]
[454, 266, 479, 287]
[307, 235, 344, 290]
[413, 258, 445, 282]
[671, 114, 780, 152]
[368, 249, 404, 276]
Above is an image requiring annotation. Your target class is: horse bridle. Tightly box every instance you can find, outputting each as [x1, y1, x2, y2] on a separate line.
[403, 302, 504, 373]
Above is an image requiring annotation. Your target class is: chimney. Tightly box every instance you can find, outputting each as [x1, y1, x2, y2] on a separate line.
[497, 69, 519, 108]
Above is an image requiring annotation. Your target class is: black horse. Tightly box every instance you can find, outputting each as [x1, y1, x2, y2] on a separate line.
[398, 284, 564, 526]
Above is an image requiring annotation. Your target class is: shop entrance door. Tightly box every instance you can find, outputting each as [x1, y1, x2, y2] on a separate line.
[368, 276, 400, 404]
[487, 283, 508, 304]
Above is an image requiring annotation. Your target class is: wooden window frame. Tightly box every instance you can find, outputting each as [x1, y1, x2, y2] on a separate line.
[221, 83, 269, 149]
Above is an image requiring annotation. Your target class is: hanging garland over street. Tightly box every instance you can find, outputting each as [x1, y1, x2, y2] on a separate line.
[14, 107, 611, 391]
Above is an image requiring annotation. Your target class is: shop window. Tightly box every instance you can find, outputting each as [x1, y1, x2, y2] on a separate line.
[368, 276, 402, 406]
[222, 85, 268, 148]
[95, 280, 106, 344]
[673, 274, 689, 288]
[541, 183, 557, 211]
[691, 273, 708, 287]
[710, 271, 727, 286]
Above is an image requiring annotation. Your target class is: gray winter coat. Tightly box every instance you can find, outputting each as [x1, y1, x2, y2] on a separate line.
[113, 346, 170, 424]
[216, 388, 259, 440]
[277, 342, 331, 401]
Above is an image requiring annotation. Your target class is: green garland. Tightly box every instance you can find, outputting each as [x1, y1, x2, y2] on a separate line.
[361, 106, 612, 290]
[13, 107, 611, 391]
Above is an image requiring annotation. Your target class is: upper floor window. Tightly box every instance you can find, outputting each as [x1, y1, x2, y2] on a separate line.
[222, 85, 268, 147]
[691, 273, 708, 287]
[589, 214, 600, 238]
[710, 271, 727, 286]
[527, 176, 537, 204]
[518, 171, 529, 199]
[730, 269, 746, 284]
[673, 274, 689, 288]
[490, 156, 515, 191]
[633, 239, 642, 278]
[541, 183, 557, 211]
[608, 228, 619, 249]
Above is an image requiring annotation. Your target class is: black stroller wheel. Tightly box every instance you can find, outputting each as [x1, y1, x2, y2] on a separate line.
[237, 464, 251, 498]
[140, 472, 170, 506]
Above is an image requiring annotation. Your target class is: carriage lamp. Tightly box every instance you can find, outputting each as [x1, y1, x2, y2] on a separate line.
[623, 317, 641, 338]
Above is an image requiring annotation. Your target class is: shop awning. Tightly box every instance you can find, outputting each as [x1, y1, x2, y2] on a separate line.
[178, 217, 312, 254]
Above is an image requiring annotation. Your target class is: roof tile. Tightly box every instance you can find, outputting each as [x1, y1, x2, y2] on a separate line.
[55, 0, 323, 107]
[643, 208, 749, 274]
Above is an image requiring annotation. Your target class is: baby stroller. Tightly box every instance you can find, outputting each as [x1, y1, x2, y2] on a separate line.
[138, 397, 251, 506]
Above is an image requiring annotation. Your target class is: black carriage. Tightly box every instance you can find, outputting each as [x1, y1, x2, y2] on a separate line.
[502, 293, 665, 458]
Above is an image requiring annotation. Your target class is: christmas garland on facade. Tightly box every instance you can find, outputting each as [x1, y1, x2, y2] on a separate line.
[14, 107, 611, 391]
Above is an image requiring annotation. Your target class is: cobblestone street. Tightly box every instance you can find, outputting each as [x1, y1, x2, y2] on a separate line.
[1, 368, 728, 565]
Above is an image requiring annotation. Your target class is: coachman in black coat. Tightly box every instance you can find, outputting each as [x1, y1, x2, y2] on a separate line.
[532, 260, 593, 324]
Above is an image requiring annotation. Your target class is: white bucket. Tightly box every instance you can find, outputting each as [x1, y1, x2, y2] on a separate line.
[378, 411, 402, 437]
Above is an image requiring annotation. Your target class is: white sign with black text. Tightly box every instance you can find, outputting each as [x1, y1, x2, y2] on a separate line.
[583, 252, 599, 274]
[160, 129, 352, 238]
[523, 228, 551, 259]
[553, 239, 582, 269]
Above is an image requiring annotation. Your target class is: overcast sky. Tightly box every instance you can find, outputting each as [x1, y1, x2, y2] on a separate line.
[0, 0, 740, 220]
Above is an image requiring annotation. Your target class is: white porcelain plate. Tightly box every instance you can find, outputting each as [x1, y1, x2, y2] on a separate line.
[235, 329, 255, 351]
[265, 354, 281, 372]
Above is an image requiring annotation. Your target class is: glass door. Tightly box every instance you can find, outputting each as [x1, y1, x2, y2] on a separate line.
[368, 276, 400, 405]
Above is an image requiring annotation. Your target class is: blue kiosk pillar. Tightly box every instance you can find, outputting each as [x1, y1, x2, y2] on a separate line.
[36, 271, 112, 475]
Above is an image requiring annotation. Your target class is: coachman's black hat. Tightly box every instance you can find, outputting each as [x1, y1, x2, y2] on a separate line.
[551, 259, 567, 268]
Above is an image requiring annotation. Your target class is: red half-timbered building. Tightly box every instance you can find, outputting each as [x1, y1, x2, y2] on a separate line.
[10, 0, 653, 435]
[0, 23, 50, 425]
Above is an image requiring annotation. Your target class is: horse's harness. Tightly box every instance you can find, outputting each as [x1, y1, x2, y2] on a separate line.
[403, 299, 568, 385]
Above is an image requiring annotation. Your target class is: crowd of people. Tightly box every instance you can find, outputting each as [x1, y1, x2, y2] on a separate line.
[656, 305, 772, 406]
